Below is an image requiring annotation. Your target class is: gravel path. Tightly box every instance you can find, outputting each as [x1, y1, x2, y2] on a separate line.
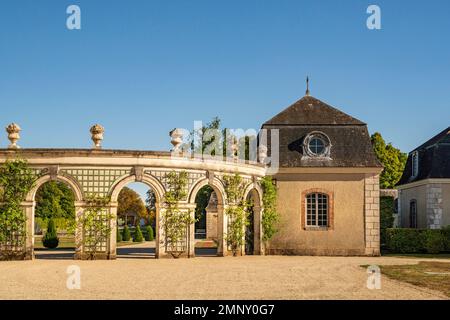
[0, 247, 448, 300]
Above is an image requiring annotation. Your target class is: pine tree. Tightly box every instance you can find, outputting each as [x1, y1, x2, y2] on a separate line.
[145, 225, 154, 241]
[122, 225, 131, 241]
[42, 219, 59, 249]
[133, 225, 144, 242]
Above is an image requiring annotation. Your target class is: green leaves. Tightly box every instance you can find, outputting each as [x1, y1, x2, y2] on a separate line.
[260, 176, 279, 243]
[0, 159, 36, 259]
[371, 132, 407, 189]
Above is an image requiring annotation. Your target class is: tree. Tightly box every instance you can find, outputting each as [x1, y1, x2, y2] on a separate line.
[122, 225, 131, 241]
[145, 225, 154, 241]
[145, 189, 157, 226]
[42, 219, 59, 249]
[162, 171, 195, 258]
[79, 195, 113, 260]
[116, 227, 122, 242]
[0, 159, 36, 260]
[260, 176, 279, 244]
[194, 185, 213, 230]
[35, 181, 75, 220]
[133, 225, 144, 242]
[371, 132, 407, 189]
[223, 174, 249, 256]
[118, 187, 147, 224]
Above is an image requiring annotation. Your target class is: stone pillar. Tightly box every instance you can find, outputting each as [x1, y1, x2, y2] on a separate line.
[156, 205, 169, 258]
[426, 184, 443, 229]
[364, 174, 380, 256]
[253, 204, 263, 255]
[216, 204, 228, 256]
[205, 192, 218, 240]
[107, 202, 118, 260]
[22, 201, 34, 260]
[74, 202, 85, 260]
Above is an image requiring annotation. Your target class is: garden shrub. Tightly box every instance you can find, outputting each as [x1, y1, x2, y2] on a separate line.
[385, 228, 425, 253]
[422, 230, 446, 254]
[117, 227, 122, 242]
[133, 225, 144, 242]
[145, 225, 154, 241]
[386, 228, 450, 254]
[122, 225, 131, 241]
[42, 219, 59, 249]
[380, 196, 395, 245]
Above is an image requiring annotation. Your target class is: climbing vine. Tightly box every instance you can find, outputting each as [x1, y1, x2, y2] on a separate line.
[260, 176, 279, 244]
[0, 159, 36, 260]
[79, 194, 113, 260]
[223, 174, 249, 256]
[162, 171, 195, 258]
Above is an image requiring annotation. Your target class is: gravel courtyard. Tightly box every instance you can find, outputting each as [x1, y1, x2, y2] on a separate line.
[0, 249, 448, 300]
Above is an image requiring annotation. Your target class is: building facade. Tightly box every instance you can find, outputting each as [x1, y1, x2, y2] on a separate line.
[262, 94, 383, 256]
[397, 127, 450, 229]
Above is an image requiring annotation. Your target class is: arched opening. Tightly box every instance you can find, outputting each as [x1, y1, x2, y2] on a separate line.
[194, 185, 218, 256]
[33, 180, 76, 260]
[115, 182, 157, 259]
[245, 188, 262, 256]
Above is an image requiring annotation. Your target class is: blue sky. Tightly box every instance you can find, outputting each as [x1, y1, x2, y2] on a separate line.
[0, 0, 449, 159]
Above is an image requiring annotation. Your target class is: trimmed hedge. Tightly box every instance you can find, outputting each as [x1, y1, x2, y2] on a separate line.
[122, 225, 131, 241]
[386, 228, 450, 253]
[133, 225, 144, 242]
[42, 219, 59, 249]
[145, 226, 154, 241]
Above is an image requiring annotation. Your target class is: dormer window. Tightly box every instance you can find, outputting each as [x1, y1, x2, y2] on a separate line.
[302, 131, 331, 159]
[411, 151, 419, 178]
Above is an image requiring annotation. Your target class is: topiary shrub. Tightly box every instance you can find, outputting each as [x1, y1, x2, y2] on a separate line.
[423, 230, 446, 254]
[385, 228, 425, 253]
[42, 219, 59, 249]
[133, 225, 144, 242]
[122, 225, 131, 241]
[145, 225, 154, 241]
[116, 227, 122, 242]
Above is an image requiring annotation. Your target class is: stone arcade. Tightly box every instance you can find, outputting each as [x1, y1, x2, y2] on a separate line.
[0, 91, 382, 259]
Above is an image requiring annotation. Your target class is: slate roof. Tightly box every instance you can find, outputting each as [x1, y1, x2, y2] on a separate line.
[261, 95, 381, 168]
[397, 127, 450, 185]
[263, 95, 366, 126]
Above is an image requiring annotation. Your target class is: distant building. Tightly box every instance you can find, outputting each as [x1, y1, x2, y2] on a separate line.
[397, 127, 450, 229]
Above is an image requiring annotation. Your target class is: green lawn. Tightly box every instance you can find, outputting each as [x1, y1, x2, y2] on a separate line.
[378, 261, 450, 297]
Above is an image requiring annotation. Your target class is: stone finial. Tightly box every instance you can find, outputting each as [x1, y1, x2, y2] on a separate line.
[170, 128, 184, 154]
[258, 144, 268, 164]
[6, 123, 21, 149]
[90, 124, 104, 149]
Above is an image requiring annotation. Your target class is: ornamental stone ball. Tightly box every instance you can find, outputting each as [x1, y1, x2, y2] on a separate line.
[90, 124, 104, 149]
[6, 123, 21, 149]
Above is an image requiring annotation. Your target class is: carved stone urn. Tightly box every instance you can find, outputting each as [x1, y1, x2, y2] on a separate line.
[258, 144, 268, 164]
[6, 123, 21, 149]
[169, 128, 184, 154]
[90, 124, 104, 149]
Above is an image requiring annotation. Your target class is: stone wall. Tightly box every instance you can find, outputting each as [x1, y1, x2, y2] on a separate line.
[364, 174, 380, 256]
[426, 183, 443, 229]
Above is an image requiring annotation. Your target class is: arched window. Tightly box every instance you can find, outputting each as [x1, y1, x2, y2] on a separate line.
[306, 193, 328, 227]
[409, 200, 417, 228]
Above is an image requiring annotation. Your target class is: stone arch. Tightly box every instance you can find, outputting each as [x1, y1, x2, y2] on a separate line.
[188, 177, 226, 206]
[243, 182, 264, 256]
[107, 173, 165, 259]
[188, 176, 228, 256]
[109, 173, 165, 204]
[26, 173, 83, 202]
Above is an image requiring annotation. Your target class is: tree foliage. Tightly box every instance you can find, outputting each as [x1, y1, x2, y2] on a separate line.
[260, 176, 279, 243]
[223, 174, 249, 256]
[371, 132, 407, 189]
[194, 185, 213, 228]
[42, 218, 59, 249]
[79, 194, 113, 260]
[35, 181, 75, 220]
[0, 159, 36, 260]
[162, 171, 195, 257]
[118, 187, 147, 219]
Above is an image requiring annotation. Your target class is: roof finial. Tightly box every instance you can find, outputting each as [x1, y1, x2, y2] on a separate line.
[305, 76, 310, 96]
